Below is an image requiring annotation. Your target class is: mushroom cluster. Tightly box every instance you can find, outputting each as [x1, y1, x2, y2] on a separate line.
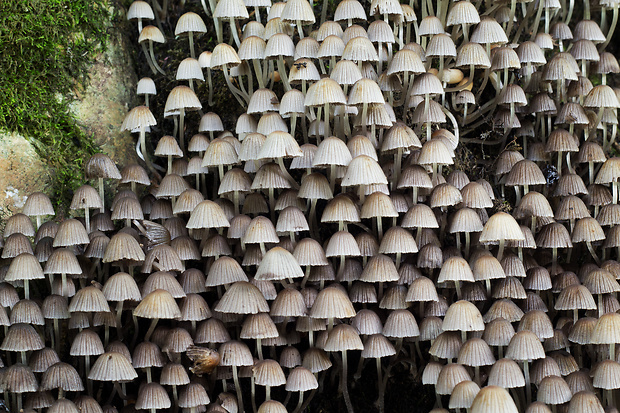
[2, 0, 620, 412]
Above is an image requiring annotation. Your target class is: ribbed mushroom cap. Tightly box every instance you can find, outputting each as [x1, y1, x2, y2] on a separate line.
[449, 380, 480, 410]
[239, 312, 278, 341]
[505, 330, 546, 361]
[593, 359, 620, 390]
[102, 232, 145, 264]
[469, 385, 518, 413]
[479, 212, 525, 244]
[1, 323, 44, 352]
[40, 362, 84, 392]
[88, 352, 137, 382]
[488, 358, 524, 388]
[133, 289, 181, 319]
[135, 382, 171, 410]
[68, 286, 109, 313]
[458, 338, 495, 367]
[536, 223, 573, 249]
[325, 231, 361, 258]
[215, 281, 269, 314]
[379, 226, 418, 255]
[437, 254, 474, 284]
[10, 300, 43, 325]
[136, 77, 157, 96]
[121, 105, 157, 132]
[324, 323, 363, 352]
[174, 11, 207, 35]
[3, 363, 38, 393]
[357, 254, 398, 283]
[362, 334, 396, 359]
[256, 246, 304, 281]
[310, 285, 356, 319]
[219, 340, 253, 367]
[567, 391, 604, 413]
[253, 359, 286, 388]
[313, 136, 352, 168]
[443, 300, 484, 332]
[179, 382, 210, 408]
[186, 200, 230, 230]
[304, 78, 346, 107]
[436, 363, 471, 395]
[23, 192, 55, 219]
[205, 257, 248, 287]
[535, 375, 572, 405]
[590, 312, 620, 344]
[70, 329, 105, 356]
[53, 219, 90, 247]
[7, 253, 44, 283]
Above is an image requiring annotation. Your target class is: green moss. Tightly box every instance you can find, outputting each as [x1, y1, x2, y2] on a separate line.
[0, 0, 111, 212]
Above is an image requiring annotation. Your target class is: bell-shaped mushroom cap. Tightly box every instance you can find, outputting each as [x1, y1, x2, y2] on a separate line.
[53, 219, 90, 247]
[469, 386, 518, 413]
[590, 312, 620, 344]
[341, 155, 388, 187]
[256, 247, 304, 281]
[258, 400, 287, 413]
[70, 329, 105, 357]
[86, 154, 121, 180]
[259, 131, 303, 160]
[310, 285, 356, 319]
[253, 359, 286, 388]
[505, 330, 546, 361]
[135, 382, 171, 410]
[219, 340, 254, 366]
[88, 352, 138, 382]
[41, 362, 84, 392]
[215, 281, 269, 314]
[23, 192, 55, 218]
[206, 257, 248, 287]
[179, 382, 210, 408]
[443, 300, 484, 332]
[567, 391, 604, 413]
[305, 78, 347, 107]
[68, 286, 110, 313]
[133, 289, 181, 319]
[137, 77, 157, 96]
[479, 212, 525, 244]
[1, 323, 44, 351]
[324, 324, 363, 352]
[103, 232, 145, 263]
[174, 12, 207, 35]
[165, 85, 202, 113]
[7, 253, 44, 282]
[313, 136, 352, 167]
[121, 106, 157, 131]
[186, 200, 230, 230]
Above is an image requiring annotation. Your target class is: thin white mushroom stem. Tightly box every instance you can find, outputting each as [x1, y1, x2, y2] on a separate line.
[115, 300, 125, 339]
[523, 360, 532, 405]
[253, 59, 265, 88]
[141, 42, 159, 75]
[341, 350, 354, 413]
[232, 365, 245, 413]
[297, 19, 305, 39]
[601, 6, 618, 50]
[230, 18, 241, 47]
[277, 57, 291, 91]
[207, 68, 214, 106]
[149, 41, 165, 75]
[222, 64, 248, 108]
[144, 317, 159, 341]
[188, 31, 196, 59]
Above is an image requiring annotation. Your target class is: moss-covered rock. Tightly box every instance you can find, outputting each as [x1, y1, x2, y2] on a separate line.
[0, 132, 51, 227]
